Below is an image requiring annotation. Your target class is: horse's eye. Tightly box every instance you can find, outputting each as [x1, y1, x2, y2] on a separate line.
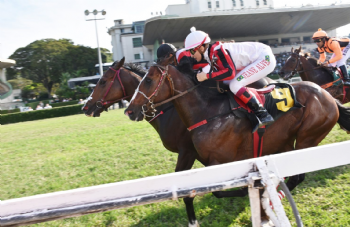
[145, 78, 152, 83]
[100, 80, 106, 85]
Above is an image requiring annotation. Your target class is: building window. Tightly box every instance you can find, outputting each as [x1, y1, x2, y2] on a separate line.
[216, 1, 220, 7]
[120, 28, 124, 33]
[135, 25, 144, 33]
[134, 54, 141, 60]
[256, 0, 259, 6]
[263, 0, 267, 5]
[232, 0, 236, 7]
[240, 0, 244, 6]
[132, 38, 142, 47]
[208, 1, 212, 8]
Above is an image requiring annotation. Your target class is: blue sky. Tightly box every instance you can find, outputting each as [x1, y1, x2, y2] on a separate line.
[1, 0, 349, 59]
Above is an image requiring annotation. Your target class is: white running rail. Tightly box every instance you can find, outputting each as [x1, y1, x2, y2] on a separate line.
[1, 141, 350, 226]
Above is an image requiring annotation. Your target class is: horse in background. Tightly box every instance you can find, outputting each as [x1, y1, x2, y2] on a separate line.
[278, 46, 350, 104]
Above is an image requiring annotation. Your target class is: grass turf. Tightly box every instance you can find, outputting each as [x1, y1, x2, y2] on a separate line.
[1, 109, 349, 227]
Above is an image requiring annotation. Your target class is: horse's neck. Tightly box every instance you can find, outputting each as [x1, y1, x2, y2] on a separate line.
[300, 57, 333, 84]
[171, 74, 227, 128]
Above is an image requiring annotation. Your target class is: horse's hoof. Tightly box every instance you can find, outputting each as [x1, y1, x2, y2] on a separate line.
[261, 219, 275, 227]
[188, 220, 200, 227]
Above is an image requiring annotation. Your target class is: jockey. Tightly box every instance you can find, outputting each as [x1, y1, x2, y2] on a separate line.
[312, 28, 350, 86]
[157, 43, 211, 73]
[184, 27, 276, 133]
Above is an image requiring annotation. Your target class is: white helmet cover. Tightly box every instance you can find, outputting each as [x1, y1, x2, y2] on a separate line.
[184, 27, 211, 50]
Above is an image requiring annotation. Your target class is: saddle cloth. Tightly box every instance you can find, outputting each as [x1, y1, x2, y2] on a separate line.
[229, 83, 304, 127]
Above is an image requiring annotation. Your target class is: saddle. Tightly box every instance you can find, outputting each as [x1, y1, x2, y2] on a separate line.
[228, 83, 303, 129]
[321, 66, 350, 88]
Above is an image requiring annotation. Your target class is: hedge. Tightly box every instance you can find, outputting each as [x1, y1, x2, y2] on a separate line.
[25, 100, 52, 109]
[26, 100, 79, 109]
[51, 100, 80, 108]
[0, 104, 84, 125]
[0, 109, 21, 114]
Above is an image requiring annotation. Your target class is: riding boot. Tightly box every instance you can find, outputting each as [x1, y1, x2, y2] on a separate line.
[238, 89, 274, 133]
[339, 65, 350, 86]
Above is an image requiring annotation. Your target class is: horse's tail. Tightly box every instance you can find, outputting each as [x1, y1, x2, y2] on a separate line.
[336, 99, 350, 131]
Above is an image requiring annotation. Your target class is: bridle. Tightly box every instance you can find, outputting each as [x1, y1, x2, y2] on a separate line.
[96, 67, 131, 109]
[285, 53, 324, 79]
[288, 53, 302, 78]
[137, 65, 175, 117]
[137, 64, 201, 118]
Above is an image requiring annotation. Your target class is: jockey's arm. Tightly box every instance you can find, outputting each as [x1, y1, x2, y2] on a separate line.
[328, 41, 343, 64]
[207, 49, 236, 81]
[318, 47, 326, 63]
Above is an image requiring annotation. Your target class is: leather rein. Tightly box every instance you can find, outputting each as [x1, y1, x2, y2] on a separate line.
[138, 65, 201, 118]
[287, 53, 327, 79]
[96, 67, 131, 109]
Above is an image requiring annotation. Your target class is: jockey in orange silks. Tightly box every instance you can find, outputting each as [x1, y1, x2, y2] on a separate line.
[313, 28, 350, 86]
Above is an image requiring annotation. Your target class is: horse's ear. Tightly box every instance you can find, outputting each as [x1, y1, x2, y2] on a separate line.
[158, 54, 175, 66]
[304, 52, 311, 58]
[291, 47, 294, 53]
[298, 46, 302, 53]
[114, 57, 125, 69]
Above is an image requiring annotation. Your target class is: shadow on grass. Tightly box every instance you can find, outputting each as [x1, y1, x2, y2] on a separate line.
[129, 189, 252, 227]
[128, 166, 350, 227]
[293, 165, 350, 192]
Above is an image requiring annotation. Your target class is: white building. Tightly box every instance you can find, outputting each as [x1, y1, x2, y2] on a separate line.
[108, 1, 350, 68]
[166, 0, 274, 16]
[108, 20, 152, 67]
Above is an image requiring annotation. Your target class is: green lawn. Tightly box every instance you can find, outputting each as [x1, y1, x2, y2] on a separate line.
[1, 109, 350, 227]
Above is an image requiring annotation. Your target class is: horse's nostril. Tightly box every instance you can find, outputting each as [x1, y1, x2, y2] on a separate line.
[125, 110, 133, 116]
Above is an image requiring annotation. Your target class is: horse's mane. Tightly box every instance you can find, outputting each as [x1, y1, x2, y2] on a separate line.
[301, 52, 333, 76]
[305, 55, 319, 67]
[112, 61, 147, 77]
[174, 59, 227, 99]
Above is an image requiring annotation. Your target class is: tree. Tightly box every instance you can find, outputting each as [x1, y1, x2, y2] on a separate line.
[7, 39, 113, 97]
[7, 78, 33, 90]
[8, 39, 73, 97]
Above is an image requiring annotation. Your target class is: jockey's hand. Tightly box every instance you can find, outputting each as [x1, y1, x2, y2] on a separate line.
[322, 61, 329, 67]
[197, 72, 208, 82]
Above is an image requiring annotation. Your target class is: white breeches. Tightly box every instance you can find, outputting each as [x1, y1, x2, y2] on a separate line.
[224, 48, 276, 94]
[330, 43, 350, 67]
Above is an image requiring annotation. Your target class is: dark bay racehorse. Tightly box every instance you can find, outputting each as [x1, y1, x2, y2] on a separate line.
[83, 58, 285, 226]
[125, 63, 350, 225]
[278, 46, 350, 104]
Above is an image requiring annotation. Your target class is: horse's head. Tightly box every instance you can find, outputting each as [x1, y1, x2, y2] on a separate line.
[278, 46, 302, 80]
[157, 55, 176, 67]
[125, 65, 176, 121]
[82, 57, 133, 117]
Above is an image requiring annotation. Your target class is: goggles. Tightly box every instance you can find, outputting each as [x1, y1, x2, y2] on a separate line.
[188, 35, 208, 55]
[314, 39, 322, 43]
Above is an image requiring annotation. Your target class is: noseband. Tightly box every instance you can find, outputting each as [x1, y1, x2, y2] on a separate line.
[96, 67, 131, 109]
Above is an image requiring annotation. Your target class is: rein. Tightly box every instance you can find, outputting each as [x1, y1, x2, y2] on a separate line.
[96, 67, 131, 109]
[288, 54, 333, 77]
[138, 65, 201, 117]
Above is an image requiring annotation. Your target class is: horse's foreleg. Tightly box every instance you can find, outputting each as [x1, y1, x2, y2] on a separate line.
[212, 187, 248, 198]
[175, 149, 200, 227]
[286, 174, 305, 192]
